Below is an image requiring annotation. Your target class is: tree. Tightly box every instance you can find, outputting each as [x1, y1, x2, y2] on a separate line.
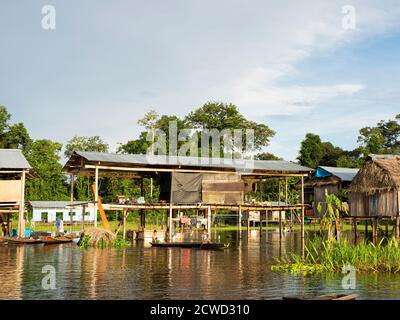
[358, 114, 400, 155]
[64, 135, 109, 158]
[185, 101, 275, 156]
[297, 133, 324, 168]
[255, 152, 282, 160]
[0, 106, 31, 150]
[25, 139, 68, 200]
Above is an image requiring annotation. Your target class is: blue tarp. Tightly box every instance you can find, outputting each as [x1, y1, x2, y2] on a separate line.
[315, 167, 332, 178]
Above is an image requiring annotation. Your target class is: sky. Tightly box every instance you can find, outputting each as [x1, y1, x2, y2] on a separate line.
[1, 0, 400, 161]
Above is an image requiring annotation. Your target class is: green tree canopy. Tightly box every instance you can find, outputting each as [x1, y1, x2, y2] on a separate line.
[25, 139, 68, 200]
[297, 133, 324, 168]
[64, 135, 109, 158]
[358, 114, 400, 155]
[0, 106, 31, 150]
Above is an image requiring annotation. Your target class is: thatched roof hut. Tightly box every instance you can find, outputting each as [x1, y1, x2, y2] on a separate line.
[348, 155, 400, 217]
[349, 155, 400, 194]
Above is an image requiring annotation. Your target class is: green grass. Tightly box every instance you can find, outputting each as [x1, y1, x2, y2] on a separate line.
[272, 238, 400, 274]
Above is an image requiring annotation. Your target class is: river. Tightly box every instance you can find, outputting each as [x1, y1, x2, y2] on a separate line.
[1, 230, 400, 299]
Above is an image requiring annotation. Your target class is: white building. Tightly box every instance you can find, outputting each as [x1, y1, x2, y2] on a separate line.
[30, 201, 96, 223]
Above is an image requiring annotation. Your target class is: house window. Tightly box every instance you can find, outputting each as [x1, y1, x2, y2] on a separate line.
[41, 212, 48, 223]
[56, 212, 63, 220]
[370, 193, 378, 214]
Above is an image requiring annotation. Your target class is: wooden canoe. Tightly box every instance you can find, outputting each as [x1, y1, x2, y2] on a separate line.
[40, 236, 73, 244]
[283, 293, 357, 300]
[3, 237, 43, 244]
[150, 242, 229, 250]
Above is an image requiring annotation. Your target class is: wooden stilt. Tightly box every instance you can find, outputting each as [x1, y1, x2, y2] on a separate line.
[70, 174, 74, 232]
[238, 205, 242, 239]
[301, 176, 305, 257]
[123, 208, 127, 240]
[168, 205, 173, 242]
[365, 219, 368, 237]
[396, 216, 400, 240]
[353, 217, 357, 243]
[81, 204, 86, 231]
[247, 211, 250, 233]
[259, 211, 263, 234]
[372, 218, 377, 244]
[279, 210, 282, 240]
[140, 178, 145, 228]
[18, 170, 26, 237]
[94, 166, 99, 228]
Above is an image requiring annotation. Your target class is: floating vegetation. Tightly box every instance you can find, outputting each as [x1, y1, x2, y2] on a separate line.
[78, 228, 130, 249]
[272, 238, 400, 274]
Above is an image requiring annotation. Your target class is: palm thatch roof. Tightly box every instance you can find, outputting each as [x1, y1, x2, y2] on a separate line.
[349, 154, 400, 194]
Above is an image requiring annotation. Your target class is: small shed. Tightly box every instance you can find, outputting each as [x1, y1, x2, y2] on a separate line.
[29, 201, 96, 223]
[303, 166, 359, 216]
[0, 149, 32, 236]
[348, 155, 400, 217]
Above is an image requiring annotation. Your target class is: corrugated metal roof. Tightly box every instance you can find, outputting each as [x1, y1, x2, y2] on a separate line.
[0, 149, 32, 169]
[29, 201, 87, 209]
[72, 151, 312, 173]
[319, 166, 359, 182]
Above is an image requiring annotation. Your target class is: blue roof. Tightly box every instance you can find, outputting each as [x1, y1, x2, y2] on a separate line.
[317, 166, 359, 182]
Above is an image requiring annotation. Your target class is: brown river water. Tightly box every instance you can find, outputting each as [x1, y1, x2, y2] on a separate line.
[1, 230, 400, 300]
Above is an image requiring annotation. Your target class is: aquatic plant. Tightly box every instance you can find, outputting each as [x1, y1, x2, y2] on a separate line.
[272, 238, 400, 274]
[78, 228, 130, 249]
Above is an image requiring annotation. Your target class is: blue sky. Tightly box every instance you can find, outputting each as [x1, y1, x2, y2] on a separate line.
[1, 0, 399, 160]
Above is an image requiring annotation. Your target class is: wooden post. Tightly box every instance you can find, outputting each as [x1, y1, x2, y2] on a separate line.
[285, 177, 288, 205]
[353, 217, 357, 243]
[81, 204, 86, 231]
[397, 191, 400, 240]
[168, 204, 173, 242]
[301, 176, 305, 257]
[238, 205, 242, 239]
[18, 170, 26, 237]
[207, 206, 212, 233]
[396, 217, 400, 240]
[365, 219, 368, 237]
[372, 217, 377, 244]
[279, 210, 282, 240]
[70, 174, 74, 232]
[259, 211, 263, 234]
[94, 166, 99, 228]
[140, 178, 145, 228]
[123, 208, 127, 240]
[247, 211, 250, 233]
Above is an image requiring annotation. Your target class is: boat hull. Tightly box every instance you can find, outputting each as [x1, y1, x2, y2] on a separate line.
[40, 236, 73, 244]
[3, 237, 43, 244]
[150, 242, 229, 250]
[283, 293, 357, 300]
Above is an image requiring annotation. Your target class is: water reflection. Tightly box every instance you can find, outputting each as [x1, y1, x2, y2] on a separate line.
[0, 231, 400, 299]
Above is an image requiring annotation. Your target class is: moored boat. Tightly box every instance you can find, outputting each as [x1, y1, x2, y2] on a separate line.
[283, 293, 357, 300]
[150, 242, 229, 250]
[40, 236, 73, 244]
[3, 237, 43, 244]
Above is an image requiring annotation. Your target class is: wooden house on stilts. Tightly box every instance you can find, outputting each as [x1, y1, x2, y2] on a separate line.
[349, 154, 400, 218]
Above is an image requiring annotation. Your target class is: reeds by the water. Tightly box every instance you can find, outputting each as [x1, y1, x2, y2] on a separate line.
[272, 238, 400, 274]
[79, 228, 130, 248]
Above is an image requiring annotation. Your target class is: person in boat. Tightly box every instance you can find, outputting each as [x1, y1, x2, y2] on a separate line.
[201, 228, 210, 244]
[152, 230, 158, 243]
